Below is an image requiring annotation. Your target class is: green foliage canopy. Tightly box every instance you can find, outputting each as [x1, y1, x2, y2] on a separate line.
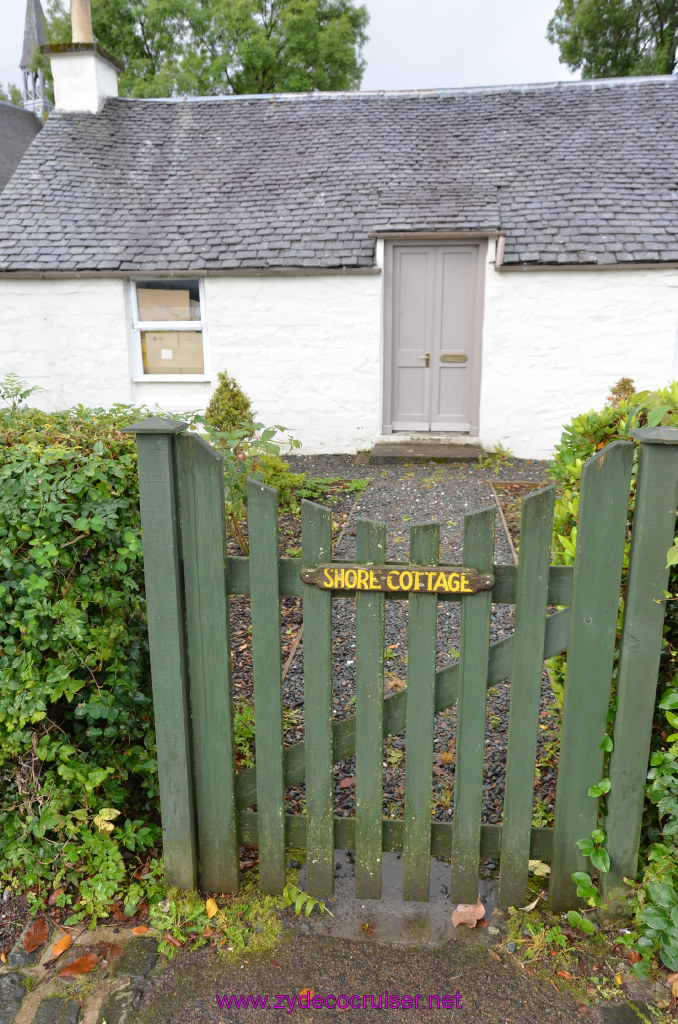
[0, 83, 24, 107]
[44, 0, 369, 97]
[547, 0, 678, 78]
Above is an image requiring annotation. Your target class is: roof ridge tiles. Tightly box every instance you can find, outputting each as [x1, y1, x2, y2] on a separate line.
[107, 74, 678, 106]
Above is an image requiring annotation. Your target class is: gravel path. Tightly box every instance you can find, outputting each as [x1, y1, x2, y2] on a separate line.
[278, 455, 557, 830]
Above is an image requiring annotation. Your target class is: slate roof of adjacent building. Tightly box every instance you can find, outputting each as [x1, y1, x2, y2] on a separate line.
[0, 76, 677, 273]
[0, 102, 41, 194]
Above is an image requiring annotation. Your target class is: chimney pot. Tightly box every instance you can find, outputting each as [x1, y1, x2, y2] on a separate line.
[71, 0, 93, 44]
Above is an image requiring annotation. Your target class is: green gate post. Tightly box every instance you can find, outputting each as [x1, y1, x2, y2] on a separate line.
[123, 417, 198, 892]
[601, 427, 678, 918]
[176, 432, 240, 894]
[550, 442, 634, 911]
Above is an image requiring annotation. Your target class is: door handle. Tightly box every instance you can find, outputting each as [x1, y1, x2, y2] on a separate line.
[418, 352, 430, 368]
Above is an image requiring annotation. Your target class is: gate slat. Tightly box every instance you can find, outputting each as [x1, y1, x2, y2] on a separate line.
[176, 433, 240, 893]
[402, 523, 440, 901]
[301, 500, 334, 898]
[248, 479, 286, 893]
[355, 520, 387, 899]
[550, 442, 634, 911]
[449, 508, 495, 904]
[499, 485, 555, 907]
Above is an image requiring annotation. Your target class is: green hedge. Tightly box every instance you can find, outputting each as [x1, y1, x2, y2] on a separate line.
[0, 406, 160, 919]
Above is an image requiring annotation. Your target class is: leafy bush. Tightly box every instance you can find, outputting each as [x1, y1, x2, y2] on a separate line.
[0, 404, 160, 921]
[204, 370, 254, 434]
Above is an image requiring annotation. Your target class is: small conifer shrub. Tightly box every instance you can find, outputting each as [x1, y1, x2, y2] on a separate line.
[205, 371, 254, 433]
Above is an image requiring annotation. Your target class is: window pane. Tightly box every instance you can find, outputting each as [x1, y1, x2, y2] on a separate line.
[136, 280, 201, 321]
[141, 331, 204, 374]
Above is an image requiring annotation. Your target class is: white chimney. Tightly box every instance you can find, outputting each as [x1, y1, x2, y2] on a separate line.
[42, 0, 121, 114]
[71, 0, 94, 43]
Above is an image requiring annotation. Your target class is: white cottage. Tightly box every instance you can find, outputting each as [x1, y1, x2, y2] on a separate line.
[1, 8, 678, 457]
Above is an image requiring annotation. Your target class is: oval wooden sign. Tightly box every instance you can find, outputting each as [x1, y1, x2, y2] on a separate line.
[300, 564, 494, 595]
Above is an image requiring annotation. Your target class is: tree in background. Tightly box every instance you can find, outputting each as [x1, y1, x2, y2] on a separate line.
[0, 84, 24, 107]
[547, 0, 678, 77]
[44, 0, 369, 97]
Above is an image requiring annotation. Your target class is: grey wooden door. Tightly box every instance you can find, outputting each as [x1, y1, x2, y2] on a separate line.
[385, 241, 485, 433]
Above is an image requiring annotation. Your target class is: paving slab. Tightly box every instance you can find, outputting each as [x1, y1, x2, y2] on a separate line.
[0, 973, 27, 1024]
[32, 997, 81, 1024]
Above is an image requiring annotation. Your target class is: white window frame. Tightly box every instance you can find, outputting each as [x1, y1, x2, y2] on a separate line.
[129, 278, 211, 382]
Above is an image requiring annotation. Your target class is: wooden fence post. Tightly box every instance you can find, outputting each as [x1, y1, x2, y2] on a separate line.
[302, 500, 335, 898]
[123, 417, 198, 891]
[550, 442, 634, 911]
[176, 431, 240, 893]
[601, 427, 678, 917]
[248, 480, 286, 894]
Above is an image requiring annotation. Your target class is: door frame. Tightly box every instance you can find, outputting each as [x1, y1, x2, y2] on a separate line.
[381, 236, 488, 436]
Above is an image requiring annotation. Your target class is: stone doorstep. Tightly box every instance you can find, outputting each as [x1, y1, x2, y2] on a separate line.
[369, 441, 485, 463]
[1, 924, 159, 1024]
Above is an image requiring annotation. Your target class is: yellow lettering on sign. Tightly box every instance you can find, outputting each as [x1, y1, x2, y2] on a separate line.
[413, 571, 422, 590]
[369, 570, 379, 589]
[323, 567, 334, 587]
[399, 571, 413, 591]
[460, 573, 473, 593]
[434, 572, 449, 592]
[425, 571, 436, 589]
[335, 568, 345, 589]
[357, 569, 369, 589]
[387, 570, 400, 590]
[447, 573, 460, 593]
[345, 569, 357, 589]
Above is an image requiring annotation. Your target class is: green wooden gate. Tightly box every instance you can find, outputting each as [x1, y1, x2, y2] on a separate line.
[125, 419, 678, 912]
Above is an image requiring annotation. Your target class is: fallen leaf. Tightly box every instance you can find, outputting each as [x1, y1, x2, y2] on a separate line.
[47, 890, 64, 907]
[338, 777, 355, 789]
[528, 859, 551, 877]
[163, 934, 182, 949]
[52, 934, 72, 958]
[95, 941, 123, 959]
[1, 952, 6, 964]
[271, 960, 281, 969]
[519, 895, 542, 912]
[451, 898, 485, 928]
[23, 919, 49, 953]
[131, 925, 148, 936]
[557, 970, 573, 980]
[489, 949, 502, 961]
[202, 925, 215, 938]
[108, 902, 128, 922]
[57, 954, 100, 978]
[673, 980, 678, 1000]
[206, 898, 218, 919]
[300, 989, 315, 999]
[629, 950, 642, 965]
[667, 972, 678, 983]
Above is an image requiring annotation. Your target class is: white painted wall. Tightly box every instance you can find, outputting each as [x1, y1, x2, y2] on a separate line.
[1, 263, 677, 459]
[481, 263, 678, 459]
[0, 278, 130, 409]
[0, 274, 383, 453]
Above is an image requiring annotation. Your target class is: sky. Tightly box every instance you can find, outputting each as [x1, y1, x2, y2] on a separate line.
[0, 0, 577, 95]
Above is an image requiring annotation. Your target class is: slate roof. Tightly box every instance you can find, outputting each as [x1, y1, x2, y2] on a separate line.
[0, 77, 677, 273]
[0, 102, 41, 194]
